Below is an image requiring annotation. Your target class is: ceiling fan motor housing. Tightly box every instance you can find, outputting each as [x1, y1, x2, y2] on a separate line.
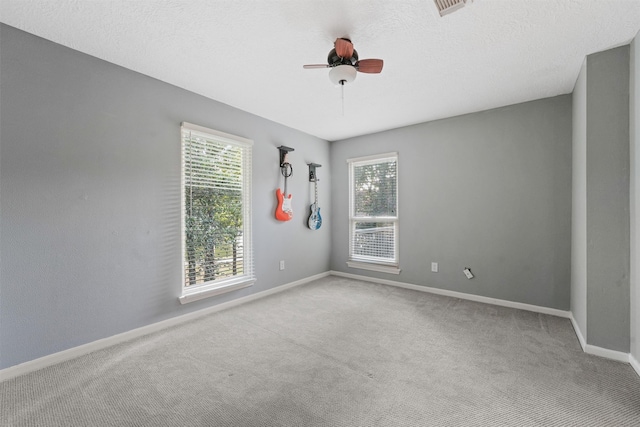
[328, 48, 358, 66]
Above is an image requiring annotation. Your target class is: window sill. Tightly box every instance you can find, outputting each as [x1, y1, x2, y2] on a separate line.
[347, 261, 401, 275]
[179, 278, 255, 305]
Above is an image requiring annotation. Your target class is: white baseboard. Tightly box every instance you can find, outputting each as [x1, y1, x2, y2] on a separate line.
[329, 270, 571, 318]
[583, 343, 631, 363]
[0, 272, 329, 382]
[630, 354, 640, 378]
[569, 313, 587, 351]
[568, 313, 630, 363]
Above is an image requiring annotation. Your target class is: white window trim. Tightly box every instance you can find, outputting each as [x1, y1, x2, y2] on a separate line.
[179, 122, 254, 304]
[347, 152, 400, 273]
[179, 277, 256, 304]
[346, 261, 401, 275]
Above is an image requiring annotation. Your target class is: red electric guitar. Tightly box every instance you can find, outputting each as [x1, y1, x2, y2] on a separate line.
[275, 163, 293, 221]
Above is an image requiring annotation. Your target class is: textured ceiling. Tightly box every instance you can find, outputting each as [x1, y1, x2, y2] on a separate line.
[1, 1, 639, 141]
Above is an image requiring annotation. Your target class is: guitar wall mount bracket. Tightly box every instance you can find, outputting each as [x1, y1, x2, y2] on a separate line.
[308, 163, 321, 182]
[278, 146, 295, 168]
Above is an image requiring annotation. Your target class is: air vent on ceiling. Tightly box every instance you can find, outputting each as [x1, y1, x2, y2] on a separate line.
[434, 0, 467, 17]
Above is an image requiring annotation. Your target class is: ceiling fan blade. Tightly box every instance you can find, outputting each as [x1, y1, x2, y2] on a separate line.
[303, 64, 330, 69]
[335, 38, 354, 59]
[356, 59, 384, 74]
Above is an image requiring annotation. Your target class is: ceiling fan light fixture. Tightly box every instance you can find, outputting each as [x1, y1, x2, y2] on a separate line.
[329, 64, 357, 85]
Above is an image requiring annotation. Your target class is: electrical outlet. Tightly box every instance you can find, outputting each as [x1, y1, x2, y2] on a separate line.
[431, 262, 438, 273]
[279, 260, 285, 271]
[463, 268, 474, 279]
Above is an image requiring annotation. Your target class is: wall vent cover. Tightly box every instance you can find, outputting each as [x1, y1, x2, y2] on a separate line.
[434, 0, 467, 17]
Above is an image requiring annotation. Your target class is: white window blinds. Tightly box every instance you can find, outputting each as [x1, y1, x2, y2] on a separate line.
[348, 153, 398, 266]
[181, 122, 254, 296]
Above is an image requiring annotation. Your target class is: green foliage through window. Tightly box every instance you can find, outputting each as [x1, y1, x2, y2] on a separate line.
[349, 154, 398, 264]
[182, 125, 253, 288]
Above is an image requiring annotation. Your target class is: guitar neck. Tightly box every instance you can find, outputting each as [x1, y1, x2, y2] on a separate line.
[314, 180, 318, 205]
[284, 174, 288, 197]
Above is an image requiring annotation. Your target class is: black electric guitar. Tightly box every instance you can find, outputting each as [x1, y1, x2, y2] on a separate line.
[307, 179, 322, 230]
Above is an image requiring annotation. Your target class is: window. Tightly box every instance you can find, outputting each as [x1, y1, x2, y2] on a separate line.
[179, 122, 254, 304]
[347, 152, 400, 274]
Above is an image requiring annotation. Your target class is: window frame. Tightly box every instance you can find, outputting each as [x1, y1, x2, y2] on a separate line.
[347, 152, 401, 275]
[179, 122, 255, 304]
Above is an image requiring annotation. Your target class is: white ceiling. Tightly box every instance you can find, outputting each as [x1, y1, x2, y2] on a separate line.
[1, 1, 639, 141]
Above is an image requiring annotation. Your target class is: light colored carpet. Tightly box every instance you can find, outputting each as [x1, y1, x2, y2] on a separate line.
[2, 276, 640, 426]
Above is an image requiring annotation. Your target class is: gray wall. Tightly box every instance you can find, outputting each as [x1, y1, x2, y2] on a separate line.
[631, 31, 640, 363]
[585, 46, 630, 352]
[571, 45, 632, 354]
[330, 96, 573, 310]
[0, 24, 331, 369]
[571, 60, 588, 340]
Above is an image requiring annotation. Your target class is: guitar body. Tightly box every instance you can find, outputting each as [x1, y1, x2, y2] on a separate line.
[275, 188, 293, 221]
[308, 203, 322, 230]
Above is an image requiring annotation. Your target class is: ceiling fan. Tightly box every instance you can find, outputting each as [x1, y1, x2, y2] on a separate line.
[303, 38, 384, 85]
